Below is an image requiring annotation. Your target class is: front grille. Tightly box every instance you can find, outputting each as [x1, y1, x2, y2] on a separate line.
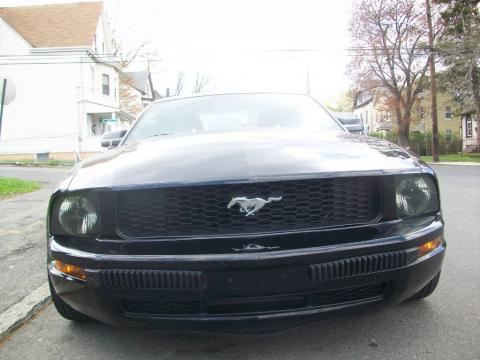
[121, 283, 387, 316]
[100, 269, 206, 290]
[116, 176, 382, 238]
[308, 250, 410, 282]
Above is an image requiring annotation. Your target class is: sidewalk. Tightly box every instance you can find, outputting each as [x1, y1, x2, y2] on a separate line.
[427, 161, 480, 166]
[0, 187, 53, 315]
[0, 167, 70, 339]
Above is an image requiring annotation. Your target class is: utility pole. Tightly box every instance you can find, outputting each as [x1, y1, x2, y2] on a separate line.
[426, 0, 440, 162]
[0, 79, 6, 141]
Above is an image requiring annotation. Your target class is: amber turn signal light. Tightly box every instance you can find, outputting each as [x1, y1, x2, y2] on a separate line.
[417, 237, 442, 258]
[53, 260, 87, 280]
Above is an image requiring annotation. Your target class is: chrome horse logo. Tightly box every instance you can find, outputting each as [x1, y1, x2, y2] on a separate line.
[227, 196, 283, 216]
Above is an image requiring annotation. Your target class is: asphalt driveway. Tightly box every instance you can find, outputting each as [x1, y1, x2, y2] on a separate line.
[0, 165, 479, 360]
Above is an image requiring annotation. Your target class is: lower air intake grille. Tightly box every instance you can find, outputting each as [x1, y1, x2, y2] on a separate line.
[308, 251, 409, 282]
[121, 283, 387, 316]
[100, 269, 206, 290]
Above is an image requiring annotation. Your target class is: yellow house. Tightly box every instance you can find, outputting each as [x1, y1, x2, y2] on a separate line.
[410, 91, 462, 141]
[353, 88, 462, 140]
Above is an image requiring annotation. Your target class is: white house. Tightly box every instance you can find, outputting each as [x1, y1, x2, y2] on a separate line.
[353, 89, 394, 135]
[0, 1, 129, 161]
[461, 110, 479, 152]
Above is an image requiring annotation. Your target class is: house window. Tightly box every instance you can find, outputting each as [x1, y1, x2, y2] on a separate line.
[102, 74, 110, 96]
[420, 106, 425, 120]
[445, 129, 452, 142]
[90, 67, 95, 92]
[445, 106, 452, 119]
[466, 115, 473, 138]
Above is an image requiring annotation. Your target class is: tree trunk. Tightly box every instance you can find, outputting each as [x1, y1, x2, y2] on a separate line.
[396, 108, 409, 147]
[426, 0, 440, 162]
[472, 67, 480, 152]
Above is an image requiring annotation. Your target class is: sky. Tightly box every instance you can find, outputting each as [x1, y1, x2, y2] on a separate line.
[1, 0, 355, 103]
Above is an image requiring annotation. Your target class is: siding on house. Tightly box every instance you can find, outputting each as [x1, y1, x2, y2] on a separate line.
[353, 88, 461, 138]
[353, 91, 394, 134]
[0, 16, 30, 54]
[0, 2, 121, 159]
[410, 92, 462, 138]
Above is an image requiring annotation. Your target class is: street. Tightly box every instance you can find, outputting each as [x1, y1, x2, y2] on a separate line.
[0, 165, 479, 360]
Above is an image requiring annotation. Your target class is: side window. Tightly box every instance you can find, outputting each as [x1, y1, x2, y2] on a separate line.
[102, 74, 110, 96]
[445, 129, 452, 142]
[445, 106, 452, 119]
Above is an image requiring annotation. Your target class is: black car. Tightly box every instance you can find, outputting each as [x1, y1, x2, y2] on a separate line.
[47, 93, 445, 332]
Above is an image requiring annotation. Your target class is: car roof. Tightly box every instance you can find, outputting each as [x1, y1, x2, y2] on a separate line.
[151, 92, 312, 104]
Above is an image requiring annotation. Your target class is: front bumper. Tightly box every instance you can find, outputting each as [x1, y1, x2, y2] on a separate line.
[48, 219, 445, 332]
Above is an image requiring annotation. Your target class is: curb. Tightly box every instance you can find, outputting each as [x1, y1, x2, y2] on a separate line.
[0, 163, 72, 168]
[0, 282, 50, 340]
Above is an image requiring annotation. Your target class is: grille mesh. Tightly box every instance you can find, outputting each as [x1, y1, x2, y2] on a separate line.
[100, 269, 206, 290]
[121, 283, 387, 316]
[308, 251, 409, 282]
[116, 176, 381, 238]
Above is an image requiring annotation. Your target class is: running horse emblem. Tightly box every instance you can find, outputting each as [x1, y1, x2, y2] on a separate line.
[227, 196, 283, 216]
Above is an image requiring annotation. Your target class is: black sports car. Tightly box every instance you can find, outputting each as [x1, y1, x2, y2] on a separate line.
[47, 93, 445, 332]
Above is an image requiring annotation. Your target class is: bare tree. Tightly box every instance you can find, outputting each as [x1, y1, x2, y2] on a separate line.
[192, 72, 210, 94]
[174, 71, 185, 96]
[119, 75, 142, 117]
[112, 39, 150, 70]
[349, 0, 442, 146]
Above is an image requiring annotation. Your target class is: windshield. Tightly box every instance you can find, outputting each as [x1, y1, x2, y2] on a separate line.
[124, 94, 343, 144]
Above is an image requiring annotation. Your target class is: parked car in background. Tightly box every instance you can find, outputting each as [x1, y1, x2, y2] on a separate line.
[47, 93, 445, 332]
[334, 112, 364, 134]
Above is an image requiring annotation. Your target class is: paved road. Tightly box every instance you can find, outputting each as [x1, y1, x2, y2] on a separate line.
[0, 166, 70, 184]
[0, 165, 479, 359]
[0, 166, 69, 313]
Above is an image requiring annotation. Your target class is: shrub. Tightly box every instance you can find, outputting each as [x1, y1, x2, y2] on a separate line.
[368, 130, 462, 155]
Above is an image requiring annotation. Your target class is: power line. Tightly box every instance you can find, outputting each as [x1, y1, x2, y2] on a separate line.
[0, 53, 431, 66]
[0, 46, 473, 66]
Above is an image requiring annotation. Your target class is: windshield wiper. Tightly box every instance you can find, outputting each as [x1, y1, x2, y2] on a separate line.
[139, 133, 173, 141]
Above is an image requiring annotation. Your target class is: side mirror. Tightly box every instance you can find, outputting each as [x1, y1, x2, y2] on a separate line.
[101, 130, 127, 148]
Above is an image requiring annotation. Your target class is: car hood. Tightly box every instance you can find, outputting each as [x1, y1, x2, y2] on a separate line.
[65, 130, 422, 191]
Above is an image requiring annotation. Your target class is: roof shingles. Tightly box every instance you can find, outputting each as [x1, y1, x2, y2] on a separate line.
[0, 1, 103, 48]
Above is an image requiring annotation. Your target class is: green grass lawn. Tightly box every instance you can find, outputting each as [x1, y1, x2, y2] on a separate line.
[0, 177, 41, 199]
[420, 153, 480, 163]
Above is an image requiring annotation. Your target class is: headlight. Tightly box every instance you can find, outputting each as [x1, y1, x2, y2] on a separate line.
[56, 196, 99, 235]
[396, 175, 439, 217]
